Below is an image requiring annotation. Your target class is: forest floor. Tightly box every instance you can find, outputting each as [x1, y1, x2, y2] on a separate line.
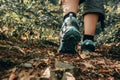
[0, 1, 120, 80]
[0, 38, 120, 80]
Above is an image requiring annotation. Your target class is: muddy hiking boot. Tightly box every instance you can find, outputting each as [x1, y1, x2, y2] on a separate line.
[81, 40, 95, 53]
[59, 14, 81, 53]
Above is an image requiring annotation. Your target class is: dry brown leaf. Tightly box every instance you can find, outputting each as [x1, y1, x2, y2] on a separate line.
[115, 64, 120, 68]
[98, 77, 104, 80]
[41, 67, 51, 78]
[42, 59, 51, 66]
[9, 73, 17, 80]
[81, 66, 87, 72]
[97, 60, 105, 65]
[117, 68, 120, 71]
[62, 72, 76, 80]
[48, 50, 55, 56]
[77, 43, 81, 51]
[98, 69, 112, 73]
[107, 76, 115, 80]
[83, 62, 95, 69]
[33, 61, 41, 68]
[79, 53, 90, 59]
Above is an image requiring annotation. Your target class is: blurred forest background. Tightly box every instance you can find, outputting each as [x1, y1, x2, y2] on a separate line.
[0, 0, 120, 80]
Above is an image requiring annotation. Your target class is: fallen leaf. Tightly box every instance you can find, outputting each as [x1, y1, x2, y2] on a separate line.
[33, 61, 41, 68]
[41, 67, 51, 78]
[97, 60, 105, 65]
[98, 69, 112, 73]
[98, 77, 104, 80]
[79, 53, 90, 59]
[83, 62, 95, 69]
[107, 76, 115, 80]
[9, 73, 17, 80]
[62, 72, 75, 80]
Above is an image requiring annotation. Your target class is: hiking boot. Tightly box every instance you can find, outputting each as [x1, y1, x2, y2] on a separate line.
[59, 14, 81, 53]
[81, 40, 95, 52]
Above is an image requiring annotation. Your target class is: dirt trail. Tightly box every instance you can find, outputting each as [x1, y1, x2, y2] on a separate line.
[0, 40, 120, 80]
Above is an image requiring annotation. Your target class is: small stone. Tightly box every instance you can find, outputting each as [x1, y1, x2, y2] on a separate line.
[23, 63, 33, 68]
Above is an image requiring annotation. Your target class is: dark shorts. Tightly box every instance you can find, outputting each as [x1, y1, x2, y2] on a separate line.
[81, 0, 105, 21]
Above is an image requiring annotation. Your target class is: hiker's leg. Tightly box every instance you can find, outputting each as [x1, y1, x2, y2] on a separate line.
[62, 0, 80, 16]
[81, 0, 105, 52]
[84, 13, 98, 36]
[83, 0, 105, 41]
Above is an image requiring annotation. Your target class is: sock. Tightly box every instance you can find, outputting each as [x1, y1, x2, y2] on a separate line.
[83, 35, 94, 41]
[63, 12, 76, 21]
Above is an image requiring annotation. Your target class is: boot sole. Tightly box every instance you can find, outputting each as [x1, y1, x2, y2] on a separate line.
[59, 27, 81, 53]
